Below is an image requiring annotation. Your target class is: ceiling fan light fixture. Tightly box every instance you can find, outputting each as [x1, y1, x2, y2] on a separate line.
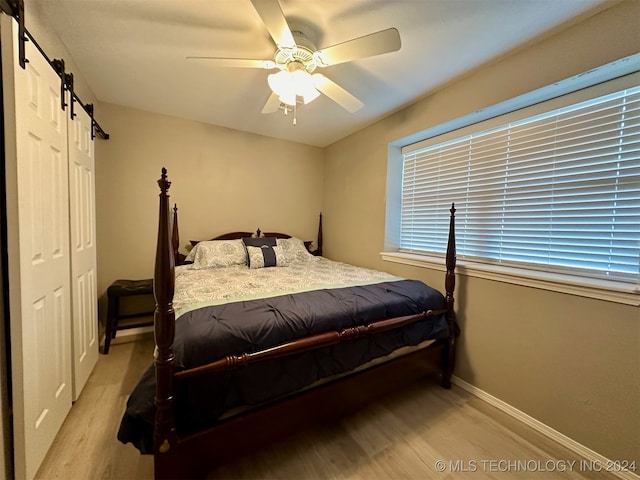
[292, 69, 320, 104]
[268, 71, 296, 106]
[190, 0, 403, 116]
[279, 91, 297, 107]
[267, 70, 292, 97]
[267, 63, 319, 107]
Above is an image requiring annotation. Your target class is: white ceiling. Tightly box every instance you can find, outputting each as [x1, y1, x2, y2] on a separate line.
[32, 0, 610, 147]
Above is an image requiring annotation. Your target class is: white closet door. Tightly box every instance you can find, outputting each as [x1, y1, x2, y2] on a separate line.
[68, 104, 98, 400]
[2, 15, 73, 480]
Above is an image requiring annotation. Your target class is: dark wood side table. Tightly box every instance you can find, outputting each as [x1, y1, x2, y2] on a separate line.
[104, 279, 154, 354]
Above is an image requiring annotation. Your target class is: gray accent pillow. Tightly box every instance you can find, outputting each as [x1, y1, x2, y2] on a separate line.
[246, 245, 288, 269]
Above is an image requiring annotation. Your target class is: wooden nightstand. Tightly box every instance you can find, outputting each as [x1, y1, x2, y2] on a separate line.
[104, 279, 154, 354]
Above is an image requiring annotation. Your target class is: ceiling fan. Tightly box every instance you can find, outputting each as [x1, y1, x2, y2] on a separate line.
[187, 0, 401, 115]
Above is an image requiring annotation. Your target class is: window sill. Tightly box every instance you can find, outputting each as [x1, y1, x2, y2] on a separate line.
[380, 251, 640, 306]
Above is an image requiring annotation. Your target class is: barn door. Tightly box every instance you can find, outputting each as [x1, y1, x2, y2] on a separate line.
[2, 15, 73, 480]
[68, 102, 98, 400]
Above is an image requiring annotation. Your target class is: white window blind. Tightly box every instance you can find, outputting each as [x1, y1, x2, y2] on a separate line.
[401, 86, 640, 284]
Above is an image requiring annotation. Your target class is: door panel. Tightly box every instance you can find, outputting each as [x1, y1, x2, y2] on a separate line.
[2, 15, 73, 480]
[68, 102, 98, 400]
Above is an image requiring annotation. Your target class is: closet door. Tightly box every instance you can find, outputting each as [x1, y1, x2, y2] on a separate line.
[68, 104, 98, 400]
[2, 15, 73, 480]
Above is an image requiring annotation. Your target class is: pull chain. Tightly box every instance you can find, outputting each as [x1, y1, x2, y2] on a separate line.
[280, 103, 298, 126]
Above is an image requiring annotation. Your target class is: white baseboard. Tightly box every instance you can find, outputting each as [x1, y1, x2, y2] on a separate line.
[452, 376, 639, 480]
[111, 325, 154, 338]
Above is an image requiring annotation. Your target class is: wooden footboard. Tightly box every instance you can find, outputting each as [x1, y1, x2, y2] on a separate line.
[152, 168, 457, 479]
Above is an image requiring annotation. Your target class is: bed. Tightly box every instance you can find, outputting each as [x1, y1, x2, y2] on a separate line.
[118, 168, 458, 479]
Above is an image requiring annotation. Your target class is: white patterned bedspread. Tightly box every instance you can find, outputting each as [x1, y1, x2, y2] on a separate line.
[174, 257, 401, 318]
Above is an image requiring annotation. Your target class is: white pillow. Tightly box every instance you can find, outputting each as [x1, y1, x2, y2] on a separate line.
[187, 240, 247, 269]
[276, 237, 314, 262]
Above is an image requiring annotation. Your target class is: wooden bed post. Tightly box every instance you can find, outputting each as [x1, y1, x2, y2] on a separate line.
[317, 212, 323, 256]
[172, 204, 180, 266]
[154, 168, 177, 468]
[442, 203, 457, 389]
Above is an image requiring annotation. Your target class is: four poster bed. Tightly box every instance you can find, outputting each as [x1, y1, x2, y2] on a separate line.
[118, 168, 458, 479]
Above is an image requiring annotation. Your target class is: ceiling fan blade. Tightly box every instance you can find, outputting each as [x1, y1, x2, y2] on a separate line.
[312, 74, 364, 113]
[262, 92, 281, 113]
[314, 28, 401, 67]
[250, 0, 296, 49]
[186, 57, 276, 69]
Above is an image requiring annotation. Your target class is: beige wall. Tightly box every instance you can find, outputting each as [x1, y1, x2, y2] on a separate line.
[323, 0, 639, 465]
[94, 103, 323, 296]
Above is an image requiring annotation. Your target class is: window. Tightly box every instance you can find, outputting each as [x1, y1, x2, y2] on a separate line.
[394, 78, 640, 297]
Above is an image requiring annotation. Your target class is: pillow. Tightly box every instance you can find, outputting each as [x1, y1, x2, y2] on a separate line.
[186, 240, 247, 269]
[242, 237, 277, 248]
[242, 237, 277, 267]
[184, 244, 198, 262]
[276, 237, 314, 262]
[246, 245, 288, 269]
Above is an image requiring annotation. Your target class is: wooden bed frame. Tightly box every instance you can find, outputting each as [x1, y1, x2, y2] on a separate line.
[152, 168, 457, 479]
[179, 214, 323, 259]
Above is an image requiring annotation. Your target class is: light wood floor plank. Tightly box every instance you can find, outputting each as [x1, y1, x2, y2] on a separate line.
[36, 334, 618, 480]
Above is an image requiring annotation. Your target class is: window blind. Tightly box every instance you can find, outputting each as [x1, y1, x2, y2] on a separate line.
[400, 86, 640, 283]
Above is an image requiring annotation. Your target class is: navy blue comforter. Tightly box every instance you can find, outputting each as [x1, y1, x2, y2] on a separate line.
[117, 279, 449, 453]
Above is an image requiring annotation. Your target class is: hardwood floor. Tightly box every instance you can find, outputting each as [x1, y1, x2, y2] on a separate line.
[35, 334, 154, 480]
[36, 334, 618, 480]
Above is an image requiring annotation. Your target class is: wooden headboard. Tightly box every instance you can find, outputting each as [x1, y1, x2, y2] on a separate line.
[171, 205, 323, 265]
